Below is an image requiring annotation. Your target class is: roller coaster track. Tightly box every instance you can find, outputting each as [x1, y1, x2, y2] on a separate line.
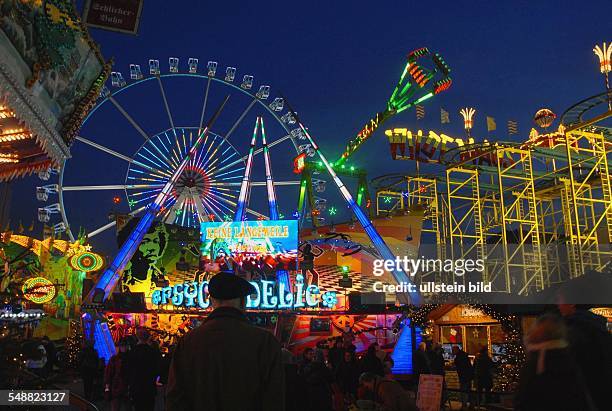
[560, 90, 612, 131]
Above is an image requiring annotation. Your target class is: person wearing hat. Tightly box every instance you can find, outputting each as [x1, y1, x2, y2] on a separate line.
[166, 272, 285, 411]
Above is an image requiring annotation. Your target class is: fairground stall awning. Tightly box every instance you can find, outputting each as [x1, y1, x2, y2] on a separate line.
[0, 0, 109, 181]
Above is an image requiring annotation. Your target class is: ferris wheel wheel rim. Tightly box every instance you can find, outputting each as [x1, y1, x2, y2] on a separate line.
[81, 72, 293, 137]
[58, 71, 299, 241]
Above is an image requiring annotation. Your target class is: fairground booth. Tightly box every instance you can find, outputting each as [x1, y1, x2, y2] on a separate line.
[101, 215, 426, 376]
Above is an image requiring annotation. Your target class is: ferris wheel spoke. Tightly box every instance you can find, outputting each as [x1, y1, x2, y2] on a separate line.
[194, 134, 215, 170]
[62, 184, 165, 191]
[252, 180, 301, 186]
[138, 145, 172, 171]
[156, 76, 176, 132]
[213, 134, 290, 176]
[76, 135, 163, 174]
[199, 77, 213, 131]
[264, 134, 293, 150]
[201, 196, 226, 220]
[209, 181, 242, 187]
[128, 166, 171, 182]
[87, 205, 146, 238]
[148, 137, 176, 171]
[216, 196, 268, 220]
[220, 98, 258, 143]
[209, 187, 238, 200]
[208, 166, 245, 179]
[129, 192, 159, 205]
[203, 195, 235, 217]
[108, 96, 150, 141]
[127, 173, 168, 186]
[76, 136, 134, 163]
[193, 133, 213, 168]
[155, 136, 179, 170]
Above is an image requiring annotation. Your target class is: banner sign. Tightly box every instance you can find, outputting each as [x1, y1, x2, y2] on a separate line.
[83, 0, 144, 34]
[200, 220, 298, 271]
[151, 274, 338, 310]
[384, 128, 514, 166]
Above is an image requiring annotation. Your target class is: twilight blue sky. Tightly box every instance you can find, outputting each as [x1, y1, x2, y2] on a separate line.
[8, 0, 611, 255]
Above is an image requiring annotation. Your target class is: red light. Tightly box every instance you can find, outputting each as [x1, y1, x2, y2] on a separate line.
[293, 153, 307, 174]
[112, 196, 121, 204]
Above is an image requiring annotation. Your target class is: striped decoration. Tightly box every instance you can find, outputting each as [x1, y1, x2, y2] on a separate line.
[416, 105, 425, 120]
[507, 120, 519, 135]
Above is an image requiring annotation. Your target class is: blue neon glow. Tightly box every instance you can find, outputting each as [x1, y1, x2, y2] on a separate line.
[151, 276, 336, 310]
[260, 118, 279, 220]
[391, 320, 413, 374]
[89, 122, 218, 302]
[292, 116, 419, 304]
[234, 118, 259, 222]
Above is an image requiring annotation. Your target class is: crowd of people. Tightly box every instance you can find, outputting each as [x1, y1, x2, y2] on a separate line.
[47, 275, 609, 411]
[281, 339, 415, 411]
[78, 328, 171, 411]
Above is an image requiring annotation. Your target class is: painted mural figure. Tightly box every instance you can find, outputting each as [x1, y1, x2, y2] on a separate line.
[123, 223, 169, 289]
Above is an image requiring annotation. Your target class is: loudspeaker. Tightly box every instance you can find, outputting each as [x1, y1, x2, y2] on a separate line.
[360, 292, 386, 305]
[348, 291, 386, 312]
[111, 293, 146, 312]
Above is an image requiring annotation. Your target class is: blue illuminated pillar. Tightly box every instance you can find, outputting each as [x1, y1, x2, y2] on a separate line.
[391, 319, 413, 374]
[87, 98, 229, 302]
[288, 110, 419, 305]
[234, 118, 259, 222]
[261, 118, 279, 220]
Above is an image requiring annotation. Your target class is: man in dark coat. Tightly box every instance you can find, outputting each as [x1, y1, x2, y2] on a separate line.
[453, 345, 473, 408]
[412, 342, 431, 385]
[166, 272, 285, 411]
[127, 328, 161, 411]
[515, 313, 590, 411]
[559, 303, 612, 411]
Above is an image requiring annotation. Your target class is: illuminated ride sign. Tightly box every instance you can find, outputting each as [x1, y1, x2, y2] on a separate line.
[69, 251, 104, 272]
[385, 128, 515, 167]
[22, 277, 56, 304]
[201, 220, 298, 263]
[151, 274, 338, 310]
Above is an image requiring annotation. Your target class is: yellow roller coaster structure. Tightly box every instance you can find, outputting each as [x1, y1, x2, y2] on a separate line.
[373, 91, 612, 295]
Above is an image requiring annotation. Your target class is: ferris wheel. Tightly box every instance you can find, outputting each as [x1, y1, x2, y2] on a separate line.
[36, 58, 310, 242]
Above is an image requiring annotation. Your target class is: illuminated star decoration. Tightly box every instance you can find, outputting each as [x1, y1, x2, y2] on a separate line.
[328, 207, 337, 216]
[384, 196, 392, 204]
